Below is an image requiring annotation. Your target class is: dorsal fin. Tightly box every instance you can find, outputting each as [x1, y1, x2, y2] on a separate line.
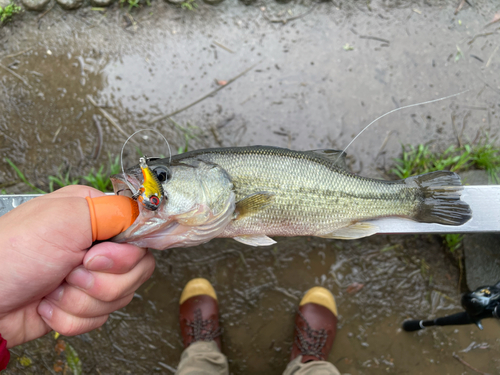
[308, 149, 348, 170]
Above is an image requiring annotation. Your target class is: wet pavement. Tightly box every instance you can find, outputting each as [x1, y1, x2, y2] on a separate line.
[1, 0, 500, 373]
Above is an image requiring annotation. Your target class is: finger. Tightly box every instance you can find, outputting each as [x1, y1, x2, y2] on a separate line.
[84, 242, 147, 274]
[41, 185, 105, 199]
[44, 283, 134, 318]
[66, 251, 155, 302]
[37, 299, 109, 337]
[1, 301, 52, 348]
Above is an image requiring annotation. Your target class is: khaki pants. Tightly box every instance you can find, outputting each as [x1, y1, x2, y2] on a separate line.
[175, 341, 341, 375]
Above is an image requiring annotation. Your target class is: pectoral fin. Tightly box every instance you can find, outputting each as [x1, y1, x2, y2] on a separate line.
[320, 222, 379, 240]
[234, 192, 275, 220]
[234, 235, 277, 247]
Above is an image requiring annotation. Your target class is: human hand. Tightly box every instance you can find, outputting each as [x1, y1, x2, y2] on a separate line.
[0, 185, 155, 348]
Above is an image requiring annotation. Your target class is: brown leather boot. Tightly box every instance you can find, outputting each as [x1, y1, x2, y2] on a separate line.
[179, 278, 222, 350]
[290, 286, 338, 363]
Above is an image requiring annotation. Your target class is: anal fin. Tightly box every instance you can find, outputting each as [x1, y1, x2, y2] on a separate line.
[320, 222, 379, 240]
[234, 235, 277, 247]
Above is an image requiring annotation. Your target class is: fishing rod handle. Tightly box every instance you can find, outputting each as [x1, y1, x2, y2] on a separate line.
[403, 311, 473, 332]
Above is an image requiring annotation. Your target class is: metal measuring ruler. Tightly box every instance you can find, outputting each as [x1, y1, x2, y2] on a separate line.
[0, 186, 498, 234]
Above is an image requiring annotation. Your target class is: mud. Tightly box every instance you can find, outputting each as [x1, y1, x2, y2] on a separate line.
[1, 0, 500, 373]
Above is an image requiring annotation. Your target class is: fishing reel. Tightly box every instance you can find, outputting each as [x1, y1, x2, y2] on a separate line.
[402, 281, 500, 332]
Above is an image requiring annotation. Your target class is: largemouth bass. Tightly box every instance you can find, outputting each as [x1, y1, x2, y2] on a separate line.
[111, 146, 472, 250]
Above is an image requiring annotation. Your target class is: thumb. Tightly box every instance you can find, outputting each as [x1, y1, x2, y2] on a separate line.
[86, 195, 139, 241]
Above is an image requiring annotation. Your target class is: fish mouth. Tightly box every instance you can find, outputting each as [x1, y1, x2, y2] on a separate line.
[110, 170, 177, 246]
[110, 172, 143, 198]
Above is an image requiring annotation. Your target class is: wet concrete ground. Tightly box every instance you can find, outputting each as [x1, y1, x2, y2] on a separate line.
[1, 0, 500, 373]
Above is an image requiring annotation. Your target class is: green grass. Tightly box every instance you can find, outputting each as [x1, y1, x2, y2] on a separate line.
[391, 142, 500, 183]
[119, 0, 151, 11]
[65, 344, 82, 375]
[0, 2, 21, 23]
[455, 45, 464, 63]
[181, 0, 198, 10]
[169, 119, 200, 154]
[48, 167, 80, 192]
[443, 234, 464, 253]
[82, 155, 121, 192]
[4, 158, 46, 194]
[5, 154, 121, 193]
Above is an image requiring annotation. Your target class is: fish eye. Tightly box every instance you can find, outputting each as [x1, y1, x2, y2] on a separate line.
[153, 167, 171, 183]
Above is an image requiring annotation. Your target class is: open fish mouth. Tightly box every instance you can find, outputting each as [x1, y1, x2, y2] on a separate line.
[110, 172, 143, 198]
[110, 170, 178, 246]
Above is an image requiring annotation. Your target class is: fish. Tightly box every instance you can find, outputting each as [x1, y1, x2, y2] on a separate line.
[110, 145, 472, 250]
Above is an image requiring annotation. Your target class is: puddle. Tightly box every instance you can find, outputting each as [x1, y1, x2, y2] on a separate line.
[6, 235, 500, 374]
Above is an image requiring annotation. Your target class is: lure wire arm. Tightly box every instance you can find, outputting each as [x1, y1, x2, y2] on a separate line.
[119, 129, 172, 197]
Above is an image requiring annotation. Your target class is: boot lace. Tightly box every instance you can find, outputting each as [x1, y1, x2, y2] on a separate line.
[187, 308, 221, 342]
[295, 310, 328, 360]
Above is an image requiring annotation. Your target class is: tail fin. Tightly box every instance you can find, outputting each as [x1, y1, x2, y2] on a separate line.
[406, 171, 472, 226]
